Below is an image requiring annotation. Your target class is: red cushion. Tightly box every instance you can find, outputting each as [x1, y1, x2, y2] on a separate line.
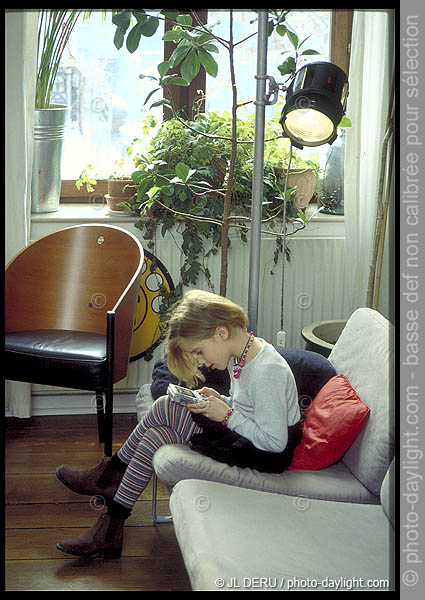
[288, 374, 370, 470]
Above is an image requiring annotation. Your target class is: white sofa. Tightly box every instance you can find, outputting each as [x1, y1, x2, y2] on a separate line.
[153, 307, 395, 591]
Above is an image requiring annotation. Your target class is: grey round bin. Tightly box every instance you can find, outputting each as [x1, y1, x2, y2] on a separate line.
[301, 320, 346, 358]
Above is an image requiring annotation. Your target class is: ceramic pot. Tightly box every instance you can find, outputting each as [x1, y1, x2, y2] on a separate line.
[301, 319, 347, 358]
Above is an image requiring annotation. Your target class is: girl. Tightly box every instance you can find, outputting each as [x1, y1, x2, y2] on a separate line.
[56, 290, 301, 559]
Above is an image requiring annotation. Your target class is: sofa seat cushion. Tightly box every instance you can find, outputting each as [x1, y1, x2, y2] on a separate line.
[153, 444, 379, 503]
[170, 479, 394, 591]
[288, 374, 370, 470]
[5, 329, 107, 390]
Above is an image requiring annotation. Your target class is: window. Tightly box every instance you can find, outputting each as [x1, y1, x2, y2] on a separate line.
[54, 9, 351, 202]
[204, 10, 331, 172]
[205, 10, 330, 114]
[52, 11, 164, 181]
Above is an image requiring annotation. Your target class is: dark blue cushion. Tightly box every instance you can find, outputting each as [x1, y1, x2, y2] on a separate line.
[275, 347, 337, 416]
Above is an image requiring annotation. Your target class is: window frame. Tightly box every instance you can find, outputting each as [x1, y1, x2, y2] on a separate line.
[60, 9, 353, 203]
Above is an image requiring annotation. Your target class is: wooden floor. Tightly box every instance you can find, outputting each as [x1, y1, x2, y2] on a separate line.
[5, 414, 192, 591]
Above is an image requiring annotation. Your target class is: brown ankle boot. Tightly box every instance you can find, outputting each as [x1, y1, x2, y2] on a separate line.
[56, 512, 124, 559]
[56, 457, 124, 504]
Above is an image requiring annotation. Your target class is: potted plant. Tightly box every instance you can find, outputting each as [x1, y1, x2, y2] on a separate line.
[124, 110, 316, 287]
[76, 157, 138, 212]
[32, 9, 84, 213]
[105, 158, 138, 212]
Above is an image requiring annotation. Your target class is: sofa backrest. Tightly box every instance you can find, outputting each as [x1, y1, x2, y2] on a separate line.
[380, 458, 395, 527]
[328, 308, 395, 497]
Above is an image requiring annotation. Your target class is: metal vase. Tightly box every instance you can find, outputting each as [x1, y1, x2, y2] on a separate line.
[31, 104, 68, 213]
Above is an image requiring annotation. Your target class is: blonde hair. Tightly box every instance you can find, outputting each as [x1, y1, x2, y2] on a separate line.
[166, 289, 248, 387]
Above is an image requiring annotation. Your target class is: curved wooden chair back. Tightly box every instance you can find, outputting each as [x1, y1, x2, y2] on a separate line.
[6, 223, 144, 382]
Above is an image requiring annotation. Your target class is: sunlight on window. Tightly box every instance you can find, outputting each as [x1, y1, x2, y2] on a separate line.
[52, 11, 163, 179]
[53, 9, 330, 180]
[205, 10, 330, 166]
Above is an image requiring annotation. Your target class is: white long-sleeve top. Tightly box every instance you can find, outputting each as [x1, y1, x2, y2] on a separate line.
[225, 340, 300, 452]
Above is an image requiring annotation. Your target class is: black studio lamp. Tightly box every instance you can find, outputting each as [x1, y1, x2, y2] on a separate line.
[279, 62, 349, 149]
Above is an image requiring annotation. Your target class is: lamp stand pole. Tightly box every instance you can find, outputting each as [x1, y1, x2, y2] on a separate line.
[248, 9, 269, 333]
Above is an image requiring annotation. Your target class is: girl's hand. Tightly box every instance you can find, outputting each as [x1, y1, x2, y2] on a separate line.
[188, 394, 230, 422]
[196, 386, 222, 400]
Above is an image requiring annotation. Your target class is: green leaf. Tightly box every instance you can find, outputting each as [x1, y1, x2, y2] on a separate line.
[181, 48, 200, 83]
[126, 16, 159, 52]
[147, 186, 161, 199]
[157, 61, 171, 77]
[132, 10, 147, 23]
[178, 189, 188, 202]
[286, 29, 299, 49]
[143, 87, 160, 106]
[167, 76, 190, 86]
[149, 98, 172, 109]
[169, 43, 191, 68]
[176, 14, 193, 27]
[161, 9, 179, 19]
[113, 27, 125, 50]
[139, 16, 160, 37]
[338, 115, 352, 127]
[301, 49, 320, 56]
[126, 22, 144, 53]
[175, 162, 190, 181]
[112, 11, 132, 50]
[267, 20, 275, 36]
[278, 56, 296, 77]
[200, 42, 219, 54]
[198, 48, 218, 78]
[139, 73, 157, 81]
[163, 30, 181, 42]
[112, 11, 132, 28]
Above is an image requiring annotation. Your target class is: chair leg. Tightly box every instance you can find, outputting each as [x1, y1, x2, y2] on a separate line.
[95, 392, 105, 444]
[104, 384, 113, 458]
[152, 474, 173, 524]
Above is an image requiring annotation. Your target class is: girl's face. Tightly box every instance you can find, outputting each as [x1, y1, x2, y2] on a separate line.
[180, 327, 231, 371]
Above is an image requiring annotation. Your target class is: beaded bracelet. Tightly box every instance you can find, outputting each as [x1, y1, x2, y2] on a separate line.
[221, 408, 234, 427]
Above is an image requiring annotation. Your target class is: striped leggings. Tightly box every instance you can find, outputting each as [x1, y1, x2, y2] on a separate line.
[114, 395, 202, 510]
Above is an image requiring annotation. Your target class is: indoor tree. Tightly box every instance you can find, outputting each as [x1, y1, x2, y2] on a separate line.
[110, 9, 320, 296]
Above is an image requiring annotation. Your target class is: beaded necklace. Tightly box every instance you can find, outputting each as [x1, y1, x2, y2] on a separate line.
[232, 331, 255, 378]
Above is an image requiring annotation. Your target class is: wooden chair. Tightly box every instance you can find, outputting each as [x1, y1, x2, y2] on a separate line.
[5, 224, 144, 457]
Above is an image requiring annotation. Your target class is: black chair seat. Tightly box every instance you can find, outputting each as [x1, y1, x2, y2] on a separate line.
[5, 329, 107, 390]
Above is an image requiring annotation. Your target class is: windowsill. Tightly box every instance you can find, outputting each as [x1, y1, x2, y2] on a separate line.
[31, 202, 344, 224]
[305, 204, 344, 222]
[31, 203, 139, 223]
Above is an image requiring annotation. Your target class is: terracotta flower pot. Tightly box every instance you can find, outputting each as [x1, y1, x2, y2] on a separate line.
[106, 179, 136, 212]
[107, 178, 135, 197]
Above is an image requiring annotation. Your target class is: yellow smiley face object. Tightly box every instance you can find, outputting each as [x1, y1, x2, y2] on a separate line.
[129, 250, 175, 361]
